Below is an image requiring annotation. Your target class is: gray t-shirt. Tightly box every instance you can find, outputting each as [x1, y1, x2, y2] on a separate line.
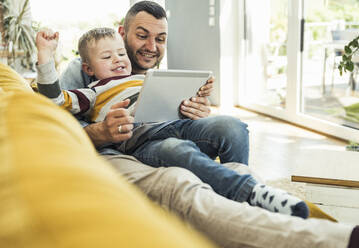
[59, 58, 94, 90]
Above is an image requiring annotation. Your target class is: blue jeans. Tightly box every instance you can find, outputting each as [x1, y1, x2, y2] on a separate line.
[131, 116, 257, 202]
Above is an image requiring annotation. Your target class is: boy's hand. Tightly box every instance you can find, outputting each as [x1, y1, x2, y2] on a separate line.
[36, 29, 59, 65]
[180, 77, 214, 120]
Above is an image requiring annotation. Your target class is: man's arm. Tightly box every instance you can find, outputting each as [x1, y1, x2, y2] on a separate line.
[60, 67, 134, 147]
[180, 77, 214, 120]
[61, 62, 134, 146]
[84, 100, 134, 147]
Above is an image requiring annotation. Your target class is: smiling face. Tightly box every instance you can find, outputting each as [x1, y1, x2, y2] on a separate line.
[122, 11, 168, 74]
[83, 34, 132, 80]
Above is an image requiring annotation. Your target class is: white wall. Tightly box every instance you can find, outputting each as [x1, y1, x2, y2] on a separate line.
[219, 0, 240, 108]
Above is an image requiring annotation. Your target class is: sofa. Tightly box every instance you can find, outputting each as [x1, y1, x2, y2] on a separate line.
[0, 62, 215, 247]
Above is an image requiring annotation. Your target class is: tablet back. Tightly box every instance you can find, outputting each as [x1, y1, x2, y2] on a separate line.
[133, 69, 212, 123]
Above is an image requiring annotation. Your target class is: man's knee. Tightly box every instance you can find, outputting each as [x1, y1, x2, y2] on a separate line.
[156, 166, 213, 200]
[146, 166, 213, 212]
[209, 116, 249, 139]
[158, 138, 198, 159]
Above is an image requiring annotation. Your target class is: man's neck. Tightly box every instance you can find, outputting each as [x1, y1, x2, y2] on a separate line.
[132, 68, 147, 75]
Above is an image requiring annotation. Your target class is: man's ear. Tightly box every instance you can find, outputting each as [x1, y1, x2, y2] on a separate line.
[118, 25, 125, 38]
[82, 63, 94, 76]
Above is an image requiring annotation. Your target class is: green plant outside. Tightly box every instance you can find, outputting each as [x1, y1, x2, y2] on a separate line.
[1, 0, 37, 70]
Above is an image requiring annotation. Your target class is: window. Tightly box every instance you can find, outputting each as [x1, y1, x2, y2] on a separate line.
[31, 0, 130, 72]
[238, 0, 359, 142]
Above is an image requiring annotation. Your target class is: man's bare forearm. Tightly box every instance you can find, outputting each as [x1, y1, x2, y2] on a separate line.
[84, 122, 108, 147]
[84, 103, 134, 147]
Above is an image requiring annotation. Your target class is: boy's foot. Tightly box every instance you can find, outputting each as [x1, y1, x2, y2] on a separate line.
[249, 184, 309, 219]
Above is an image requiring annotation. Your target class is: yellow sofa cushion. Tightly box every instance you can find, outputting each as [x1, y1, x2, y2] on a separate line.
[0, 63, 33, 92]
[0, 63, 214, 248]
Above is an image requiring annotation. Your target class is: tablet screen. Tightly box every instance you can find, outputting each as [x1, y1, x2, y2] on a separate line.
[133, 69, 212, 123]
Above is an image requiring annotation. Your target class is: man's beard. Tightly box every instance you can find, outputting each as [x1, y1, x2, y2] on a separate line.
[124, 38, 161, 72]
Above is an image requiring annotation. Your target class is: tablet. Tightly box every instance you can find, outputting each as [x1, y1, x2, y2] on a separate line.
[133, 69, 212, 123]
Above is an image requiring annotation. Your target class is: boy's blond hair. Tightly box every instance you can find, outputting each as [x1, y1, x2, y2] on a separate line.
[78, 27, 117, 64]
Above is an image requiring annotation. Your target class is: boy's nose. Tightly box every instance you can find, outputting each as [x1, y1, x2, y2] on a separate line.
[113, 54, 121, 63]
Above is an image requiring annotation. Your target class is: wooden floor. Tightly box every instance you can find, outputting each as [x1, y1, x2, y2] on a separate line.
[212, 106, 359, 223]
[211, 106, 348, 182]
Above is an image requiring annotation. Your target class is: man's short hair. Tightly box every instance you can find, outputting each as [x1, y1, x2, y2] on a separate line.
[124, 1, 167, 32]
[78, 27, 117, 64]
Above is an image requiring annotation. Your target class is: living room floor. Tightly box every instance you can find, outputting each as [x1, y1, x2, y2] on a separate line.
[211, 106, 348, 182]
[213, 106, 359, 224]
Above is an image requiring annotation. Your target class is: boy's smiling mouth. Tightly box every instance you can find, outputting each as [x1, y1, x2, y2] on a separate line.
[112, 66, 126, 72]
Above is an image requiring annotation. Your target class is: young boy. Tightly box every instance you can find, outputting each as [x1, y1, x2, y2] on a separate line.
[36, 27, 309, 218]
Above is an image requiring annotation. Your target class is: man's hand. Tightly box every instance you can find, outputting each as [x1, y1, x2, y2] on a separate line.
[197, 76, 214, 97]
[85, 99, 134, 147]
[180, 77, 214, 120]
[36, 29, 59, 65]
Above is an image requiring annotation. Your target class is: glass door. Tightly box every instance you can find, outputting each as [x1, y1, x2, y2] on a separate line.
[238, 0, 359, 142]
[301, 0, 359, 130]
[242, 0, 288, 109]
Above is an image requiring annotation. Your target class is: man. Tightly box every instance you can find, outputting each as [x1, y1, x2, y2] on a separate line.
[36, 1, 358, 247]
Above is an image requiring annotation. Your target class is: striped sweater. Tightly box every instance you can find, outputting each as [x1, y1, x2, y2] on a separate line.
[38, 74, 145, 122]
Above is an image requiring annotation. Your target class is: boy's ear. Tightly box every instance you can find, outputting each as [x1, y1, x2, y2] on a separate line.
[82, 63, 94, 76]
[118, 25, 125, 38]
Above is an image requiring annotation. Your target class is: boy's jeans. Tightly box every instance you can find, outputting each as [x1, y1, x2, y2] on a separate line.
[132, 115, 257, 202]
